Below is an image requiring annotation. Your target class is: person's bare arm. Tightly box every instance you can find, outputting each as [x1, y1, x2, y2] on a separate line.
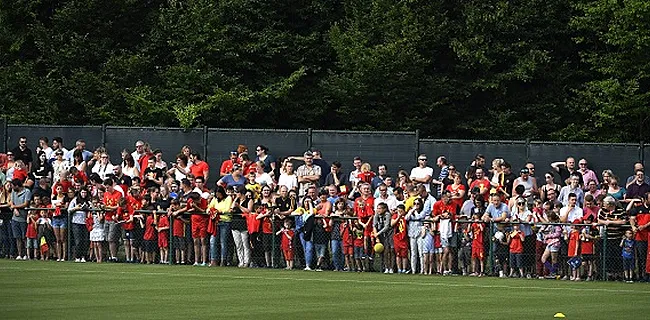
[550, 161, 565, 172]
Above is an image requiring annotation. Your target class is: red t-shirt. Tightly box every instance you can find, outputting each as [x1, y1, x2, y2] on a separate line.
[118, 207, 134, 231]
[354, 196, 375, 237]
[243, 213, 261, 234]
[341, 222, 353, 247]
[52, 180, 72, 197]
[446, 184, 466, 210]
[357, 171, 375, 184]
[103, 190, 123, 222]
[138, 153, 152, 177]
[392, 214, 408, 248]
[509, 230, 524, 254]
[567, 229, 580, 257]
[469, 178, 491, 201]
[158, 215, 169, 237]
[220, 159, 235, 176]
[143, 215, 157, 241]
[432, 200, 458, 230]
[190, 160, 209, 179]
[280, 229, 294, 250]
[631, 205, 650, 241]
[243, 162, 256, 177]
[13, 168, 28, 182]
[261, 213, 273, 234]
[471, 222, 484, 247]
[353, 228, 364, 247]
[26, 214, 38, 239]
[172, 215, 186, 237]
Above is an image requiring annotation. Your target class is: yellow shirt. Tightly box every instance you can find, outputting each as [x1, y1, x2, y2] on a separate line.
[404, 195, 419, 212]
[208, 197, 233, 222]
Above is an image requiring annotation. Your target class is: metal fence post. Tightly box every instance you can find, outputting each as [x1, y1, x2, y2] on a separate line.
[307, 128, 313, 151]
[640, 141, 645, 166]
[601, 226, 607, 281]
[525, 138, 531, 162]
[203, 126, 208, 163]
[101, 124, 107, 148]
[415, 129, 420, 160]
[169, 214, 174, 265]
[67, 210, 72, 260]
[2, 116, 7, 152]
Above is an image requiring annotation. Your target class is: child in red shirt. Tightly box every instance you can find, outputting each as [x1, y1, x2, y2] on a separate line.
[276, 219, 294, 270]
[508, 222, 525, 278]
[567, 220, 582, 281]
[116, 198, 136, 263]
[580, 215, 598, 281]
[26, 198, 40, 260]
[391, 205, 409, 274]
[255, 204, 273, 268]
[340, 213, 354, 271]
[470, 210, 485, 276]
[157, 212, 170, 264]
[143, 211, 157, 264]
[170, 199, 189, 264]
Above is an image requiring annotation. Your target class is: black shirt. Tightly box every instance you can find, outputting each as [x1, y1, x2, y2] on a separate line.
[558, 167, 583, 186]
[142, 167, 164, 189]
[11, 146, 33, 166]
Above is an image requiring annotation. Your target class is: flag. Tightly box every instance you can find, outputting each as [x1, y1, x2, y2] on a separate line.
[40, 236, 49, 256]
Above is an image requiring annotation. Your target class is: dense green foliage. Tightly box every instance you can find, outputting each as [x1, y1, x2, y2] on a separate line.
[1, 0, 648, 142]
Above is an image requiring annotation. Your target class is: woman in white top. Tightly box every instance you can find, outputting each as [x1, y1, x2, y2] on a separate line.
[254, 161, 275, 190]
[91, 152, 114, 181]
[277, 160, 298, 191]
[52, 150, 71, 183]
[122, 154, 140, 178]
[153, 149, 167, 170]
[167, 154, 190, 182]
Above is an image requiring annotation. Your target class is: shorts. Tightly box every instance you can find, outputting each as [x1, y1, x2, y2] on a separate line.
[158, 235, 169, 249]
[422, 235, 434, 254]
[581, 254, 595, 262]
[191, 216, 208, 239]
[510, 253, 522, 269]
[623, 257, 635, 271]
[51, 217, 67, 228]
[314, 244, 326, 258]
[394, 246, 408, 258]
[11, 221, 27, 239]
[122, 229, 134, 240]
[143, 240, 157, 253]
[104, 221, 121, 242]
[472, 245, 484, 260]
[354, 246, 365, 259]
[261, 233, 273, 252]
[343, 245, 353, 256]
[546, 243, 560, 253]
[173, 236, 186, 250]
[132, 228, 144, 248]
[448, 232, 459, 248]
[283, 249, 294, 261]
[440, 236, 451, 248]
[26, 238, 39, 249]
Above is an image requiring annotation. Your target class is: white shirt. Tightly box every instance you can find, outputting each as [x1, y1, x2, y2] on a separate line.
[560, 205, 583, 232]
[42, 147, 53, 160]
[410, 166, 434, 193]
[92, 162, 115, 181]
[374, 195, 398, 212]
[278, 173, 298, 191]
[131, 150, 144, 163]
[255, 173, 274, 187]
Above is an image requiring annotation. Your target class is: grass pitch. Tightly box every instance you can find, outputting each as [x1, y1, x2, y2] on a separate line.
[1, 259, 649, 319]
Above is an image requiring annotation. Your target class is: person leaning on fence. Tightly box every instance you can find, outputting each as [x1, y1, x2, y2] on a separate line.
[598, 196, 629, 280]
[627, 193, 650, 282]
[292, 197, 316, 271]
[373, 202, 394, 274]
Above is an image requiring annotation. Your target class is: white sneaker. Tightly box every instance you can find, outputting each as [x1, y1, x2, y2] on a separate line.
[304, 266, 313, 271]
[75, 258, 81, 263]
[389, 269, 394, 274]
[23, 256, 28, 260]
[16, 256, 22, 260]
[384, 269, 389, 274]
[80, 258, 86, 263]
[193, 262, 200, 266]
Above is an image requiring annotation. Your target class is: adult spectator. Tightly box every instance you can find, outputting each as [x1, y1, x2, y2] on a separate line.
[405, 197, 426, 274]
[312, 150, 329, 186]
[153, 149, 167, 170]
[371, 164, 389, 190]
[465, 153, 486, 185]
[577, 158, 599, 190]
[254, 145, 276, 177]
[68, 188, 91, 262]
[469, 168, 491, 202]
[167, 154, 190, 182]
[31, 151, 53, 184]
[49, 137, 68, 163]
[489, 158, 505, 190]
[348, 156, 363, 193]
[220, 151, 238, 177]
[38, 137, 53, 160]
[122, 154, 140, 179]
[628, 193, 650, 282]
[598, 196, 628, 279]
[11, 136, 33, 171]
[396, 169, 411, 190]
[9, 179, 31, 260]
[431, 156, 449, 197]
[560, 193, 584, 228]
[606, 174, 626, 201]
[142, 158, 164, 189]
[626, 162, 650, 186]
[431, 191, 458, 275]
[524, 162, 539, 187]
[131, 140, 146, 163]
[239, 153, 257, 177]
[231, 185, 253, 267]
[446, 173, 466, 210]
[625, 170, 650, 201]
[374, 183, 398, 212]
[112, 165, 132, 189]
[65, 139, 93, 163]
[207, 185, 232, 267]
[410, 154, 434, 194]
[32, 177, 51, 200]
[217, 163, 246, 189]
[51, 150, 71, 184]
[277, 160, 298, 191]
[102, 178, 123, 262]
[91, 152, 115, 181]
[585, 180, 604, 199]
[296, 151, 321, 197]
[483, 193, 510, 225]
[558, 174, 585, 207]
[540, 171, 561, 202]
[501, 162, 518, 197]
[513, 168, 539, 199]
[254, 162, 275, 189]
[324, 161, 349, 190]
[0, 181, 16, 258]
[551, 157, 583, 186]
[189, 152, 210, 182]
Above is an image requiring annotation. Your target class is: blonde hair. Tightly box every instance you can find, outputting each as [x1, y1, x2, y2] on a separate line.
[361, 163, 372, 172]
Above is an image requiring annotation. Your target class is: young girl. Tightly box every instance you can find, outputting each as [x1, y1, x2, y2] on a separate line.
[352, 222, 365, 272]
[277, 219, 294, 270]
[542, 212, 563, 279]
[157, 212, 170, 264]
[89, 209, 105, 263]
[391, 204, 409, 274]
[339, 205, 355, 271]
[420, 221, 435, 275]
[567, 220, 582, 281]
[26, 197, 41, 260]
[470, 208, 485, 277]
[508, 222, 525, 278]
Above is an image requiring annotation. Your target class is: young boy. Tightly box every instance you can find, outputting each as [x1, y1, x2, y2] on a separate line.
[341, 214, 354, 271]
[277, 219, 295, 270]
[26, 198, 41, 260]
[157, 211, 170, 264]
[458, 222, 473, 276]
[170, 199, 189, 264]
[621, 229, 635, 283]
[391, 204, 409, 274]
[580, 215, 598, 281]
[352, 222, 365, 272]
[508, 221, 525, 278]
[470, 209, 485, 277]
[567, 219, 582, 281]
[142, 198, 158, 264]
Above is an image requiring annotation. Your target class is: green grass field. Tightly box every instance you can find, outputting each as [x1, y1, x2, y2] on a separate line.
[1, 259, 649, 319]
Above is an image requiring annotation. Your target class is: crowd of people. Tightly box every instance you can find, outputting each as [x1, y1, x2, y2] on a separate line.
[1, 135, 649, 283]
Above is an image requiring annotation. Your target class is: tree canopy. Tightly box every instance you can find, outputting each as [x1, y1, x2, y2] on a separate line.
[1, 0, 648, 142]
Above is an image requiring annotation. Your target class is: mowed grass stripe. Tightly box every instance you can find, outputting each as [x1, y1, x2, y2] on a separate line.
[1, 260, 649, 320]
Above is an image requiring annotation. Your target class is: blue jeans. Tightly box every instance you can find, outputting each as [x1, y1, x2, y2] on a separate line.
[210, 235, 219, 262]
[299, 232, 313, 268]
[0, 218, 16, 257]
[331, 239, 344, 270]
[218, 222, 231, 262]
